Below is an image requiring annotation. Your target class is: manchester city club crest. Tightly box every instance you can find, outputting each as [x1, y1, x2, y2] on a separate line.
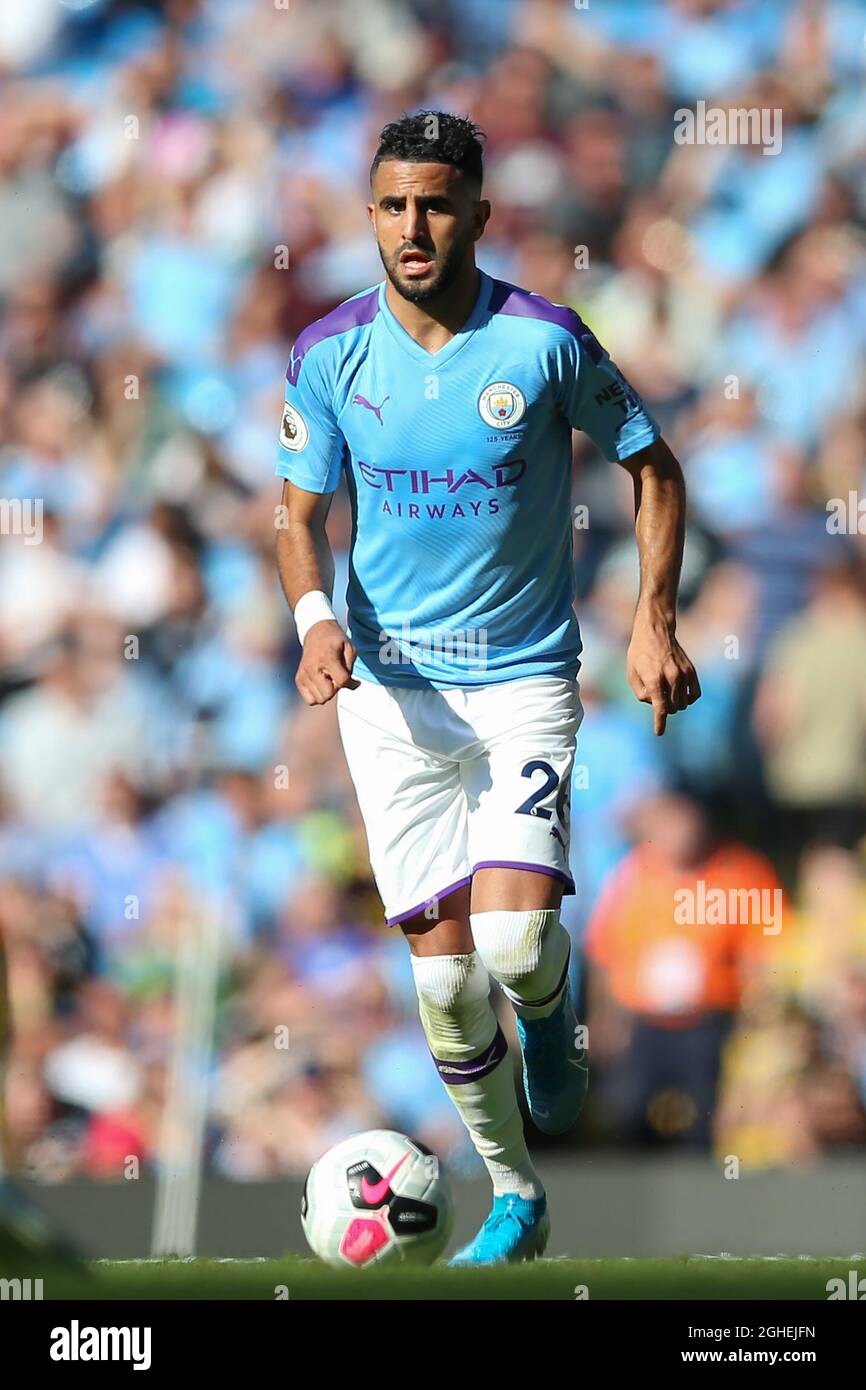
[478, 381, 527, 429]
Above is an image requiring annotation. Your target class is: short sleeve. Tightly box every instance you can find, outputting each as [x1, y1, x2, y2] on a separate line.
[276, 343, 345, 493]
[554, 319, 660, 463]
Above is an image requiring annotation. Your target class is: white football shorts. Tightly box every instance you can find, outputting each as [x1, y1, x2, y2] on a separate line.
[336, 674, 583, 925]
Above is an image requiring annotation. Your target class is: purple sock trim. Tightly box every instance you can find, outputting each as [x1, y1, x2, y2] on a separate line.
[514, 947, 571, 1010]
[386, 875, 472, 927]
[471, 860, 576, 894]
[430, 1024, 508, 1085]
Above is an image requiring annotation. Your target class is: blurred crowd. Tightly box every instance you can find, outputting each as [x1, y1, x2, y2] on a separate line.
[1, 0, 866, 1183]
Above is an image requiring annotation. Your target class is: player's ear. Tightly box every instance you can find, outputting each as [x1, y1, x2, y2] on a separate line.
[366, 201, 376, 227]
[472, 199, 491, 242]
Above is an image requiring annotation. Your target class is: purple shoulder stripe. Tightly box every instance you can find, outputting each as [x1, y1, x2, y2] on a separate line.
[286, 287, 380, 386]
[488, 278, 604, 364]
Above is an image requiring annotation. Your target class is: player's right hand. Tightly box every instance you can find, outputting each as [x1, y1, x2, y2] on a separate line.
[296, 620, 359, 705]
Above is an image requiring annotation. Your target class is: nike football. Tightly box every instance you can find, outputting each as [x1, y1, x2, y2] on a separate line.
[300, 1130, 453, 1267]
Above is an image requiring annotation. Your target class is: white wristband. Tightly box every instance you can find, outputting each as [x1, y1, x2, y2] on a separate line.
[293, 589, 336, 644]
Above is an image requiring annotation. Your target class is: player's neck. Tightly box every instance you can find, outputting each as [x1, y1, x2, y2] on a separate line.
[384, 264, 482, 354]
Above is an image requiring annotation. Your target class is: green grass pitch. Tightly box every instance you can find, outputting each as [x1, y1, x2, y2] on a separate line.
[31, 1255, 866, 1300]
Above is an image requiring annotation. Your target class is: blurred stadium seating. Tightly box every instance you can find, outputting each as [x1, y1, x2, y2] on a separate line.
[1, 0, 865, 1186]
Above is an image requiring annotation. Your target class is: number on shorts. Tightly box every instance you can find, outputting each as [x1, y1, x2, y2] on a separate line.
[555, 772, 571, 832]
[515, 760, 559, 819]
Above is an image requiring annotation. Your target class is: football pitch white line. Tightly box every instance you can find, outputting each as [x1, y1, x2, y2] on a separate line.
[95, 1253, 866, 1266]
[461, 1255, 866, 1268]
[95, 1258, 270, 1265]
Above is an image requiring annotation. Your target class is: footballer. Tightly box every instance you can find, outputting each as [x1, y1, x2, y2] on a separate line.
[276, 112, 700, 1264]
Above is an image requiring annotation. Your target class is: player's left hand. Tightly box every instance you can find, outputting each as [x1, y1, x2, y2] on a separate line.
[626, 607, 701, 736]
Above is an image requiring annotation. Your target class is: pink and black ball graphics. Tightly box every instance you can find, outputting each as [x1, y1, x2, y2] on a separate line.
[301, 1130, 453, 1267]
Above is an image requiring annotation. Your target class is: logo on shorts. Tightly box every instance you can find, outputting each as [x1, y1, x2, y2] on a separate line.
[478, 381, 526, 429]
[280, 401, 309, 452]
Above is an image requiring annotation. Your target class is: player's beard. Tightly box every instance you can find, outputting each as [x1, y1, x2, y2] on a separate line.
[379, 230, 472, 305]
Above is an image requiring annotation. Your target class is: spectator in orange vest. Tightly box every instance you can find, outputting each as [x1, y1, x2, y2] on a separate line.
[585, 790, 785, 1147]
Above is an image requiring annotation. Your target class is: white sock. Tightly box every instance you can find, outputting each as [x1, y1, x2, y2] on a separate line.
[410, 952, 543, 1199]
[471, 909, 571, 1020]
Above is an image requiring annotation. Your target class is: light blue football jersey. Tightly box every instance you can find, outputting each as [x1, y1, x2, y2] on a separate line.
[276, 270, 659, 688]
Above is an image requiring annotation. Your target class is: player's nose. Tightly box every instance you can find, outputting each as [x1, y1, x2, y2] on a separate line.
[402, 205, 427, 242]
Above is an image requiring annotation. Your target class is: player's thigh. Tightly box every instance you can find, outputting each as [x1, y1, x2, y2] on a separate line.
[471, 865, 564, 913]
[400, 881, 473, 957]
[464, 675, 582, 907]
[336, 681, 471, 927]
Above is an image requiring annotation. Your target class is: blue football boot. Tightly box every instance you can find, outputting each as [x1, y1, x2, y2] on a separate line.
[515, 977, 588, 1135]
[448, 1193, 549, 1266]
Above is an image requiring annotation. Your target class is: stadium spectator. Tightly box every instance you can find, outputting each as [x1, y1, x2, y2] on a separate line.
[585, 791, 784, 1148]
[753, 562, 866, 879]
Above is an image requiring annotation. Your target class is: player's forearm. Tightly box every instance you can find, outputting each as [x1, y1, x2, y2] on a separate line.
[276, 489, 357, 702]
[276, 518, 335, 611]
[629, 437, 686, 627]
[622, 438, 699, 733]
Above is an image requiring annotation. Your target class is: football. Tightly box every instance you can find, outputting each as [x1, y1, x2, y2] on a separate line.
[301, 1130, 453, 1268]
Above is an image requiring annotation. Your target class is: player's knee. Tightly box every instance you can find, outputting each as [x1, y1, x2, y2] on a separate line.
[410, 951, 494, 1060]
[410, 951, 490, 1017]
[470, 908, 567, 991]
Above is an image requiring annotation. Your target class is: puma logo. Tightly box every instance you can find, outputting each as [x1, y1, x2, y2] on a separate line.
[352, 393, 390, 425]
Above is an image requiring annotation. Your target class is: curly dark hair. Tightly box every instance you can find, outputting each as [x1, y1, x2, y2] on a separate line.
[370, 110, 486, 190]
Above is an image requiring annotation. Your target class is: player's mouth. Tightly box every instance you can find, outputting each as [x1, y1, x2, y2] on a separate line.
[399, 249, 436, 278]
